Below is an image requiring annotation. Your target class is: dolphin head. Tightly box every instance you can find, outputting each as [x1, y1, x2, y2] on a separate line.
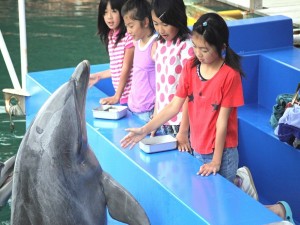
[27, 60, 91, 163]
[12, 60, 107, 224]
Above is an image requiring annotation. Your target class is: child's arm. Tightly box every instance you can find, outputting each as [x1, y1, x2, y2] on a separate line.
[121, 96, 185, 149]
[176, 98, 191, 152]
[101, 46, 134, 105]
[150, 101, 158, 137]
[151, 41, 157, 61]
[89, 69, 111, 87]
[149, 40, 158, 137]
[197, 107, 232, 176]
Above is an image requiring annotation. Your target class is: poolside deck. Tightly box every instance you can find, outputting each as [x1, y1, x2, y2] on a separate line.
[217, 0, 300, 27]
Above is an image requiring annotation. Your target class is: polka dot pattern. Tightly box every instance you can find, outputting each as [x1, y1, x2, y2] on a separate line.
[157, 82, 160, 92]
[168, 75, 176, 85]
[163, 56, 167, 64]
[160, 93, 165, 102]
[168, 94, 174, 102]
[170, 56, 176, 65]
[154, 38, 194, 125]
[157, 63, 161, 73]
[175, 65, 182, 74]
[165, 85, 168, 93]
[161, 74, 165, 83]
[170, 115, 177, 122]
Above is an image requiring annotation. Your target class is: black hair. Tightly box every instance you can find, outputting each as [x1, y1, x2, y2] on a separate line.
[192, 13, 244, 77]
[151, 0, 191, 44]
[97, 0, 127, 51]
[121, 0, 155, 35]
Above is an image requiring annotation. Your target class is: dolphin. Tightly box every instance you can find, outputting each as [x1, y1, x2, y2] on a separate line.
[0, 155, 15, 207]
[10, 60, 150, 225]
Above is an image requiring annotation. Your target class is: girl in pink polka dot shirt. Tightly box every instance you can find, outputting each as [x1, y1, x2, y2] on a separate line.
[151, 0, 194, 151]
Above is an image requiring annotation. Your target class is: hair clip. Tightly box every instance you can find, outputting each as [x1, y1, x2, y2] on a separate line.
[159, 11, 166, 19]
[202, 21, 208, 27]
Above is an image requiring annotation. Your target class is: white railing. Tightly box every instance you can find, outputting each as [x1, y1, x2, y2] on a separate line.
[0, 0, 29, 116]
[18, 0, 28, 91]
[0, 30, 21, 90]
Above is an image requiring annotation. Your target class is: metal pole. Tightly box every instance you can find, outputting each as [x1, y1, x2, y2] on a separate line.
[18, 0, 28, 91]
[0, 30, 21, 90]
[250, 0, 263, 13]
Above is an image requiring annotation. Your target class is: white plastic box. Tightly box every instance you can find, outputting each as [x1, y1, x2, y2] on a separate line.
[92, 105, 127, 120]
[139, 135, 177, 153]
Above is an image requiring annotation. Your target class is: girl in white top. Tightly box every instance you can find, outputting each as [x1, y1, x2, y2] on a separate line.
[89, 0, 134, 105]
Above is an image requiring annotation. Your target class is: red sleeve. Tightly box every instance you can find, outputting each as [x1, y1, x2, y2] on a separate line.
[221, 69, 244, 107]
[176, 59, 193, 98]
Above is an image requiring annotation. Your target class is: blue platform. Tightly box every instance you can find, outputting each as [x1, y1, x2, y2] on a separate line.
[25, 15, 299, 225]
[228, 15, 300, 225]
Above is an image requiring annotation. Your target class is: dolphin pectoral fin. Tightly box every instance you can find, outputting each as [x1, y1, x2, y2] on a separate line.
[0, 155, 15, 207]
[0, 178, 12, 207]
[0, 155, 15, 186]
[101, 172, 151, 225]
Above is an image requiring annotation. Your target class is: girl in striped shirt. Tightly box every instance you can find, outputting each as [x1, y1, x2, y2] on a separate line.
[89, 0, 134, 105]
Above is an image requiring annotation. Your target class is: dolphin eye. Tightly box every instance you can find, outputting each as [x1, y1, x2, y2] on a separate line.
[36, 126, 44, 134]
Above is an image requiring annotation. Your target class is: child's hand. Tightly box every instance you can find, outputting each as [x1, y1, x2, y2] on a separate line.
[150, 130, 157, 137]
[197, 161, 221, 177]
[176, 132, 191, 152]
[100, 95, 119, 105]
[120, 127, 146, 149]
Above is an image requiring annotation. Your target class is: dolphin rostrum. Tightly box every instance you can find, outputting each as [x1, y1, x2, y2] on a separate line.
[10, 60, 150, 225]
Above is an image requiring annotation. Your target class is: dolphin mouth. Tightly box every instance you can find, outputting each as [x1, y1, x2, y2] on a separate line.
[71, 60, 90, 94]
[71, 60, 90, 113]
[70, 60, 90, 143]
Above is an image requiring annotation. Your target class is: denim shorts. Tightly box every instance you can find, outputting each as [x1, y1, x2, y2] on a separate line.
[131, 110, 153, 123]
[193, 147, 239, 182]
[157, 125, 180, 136]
